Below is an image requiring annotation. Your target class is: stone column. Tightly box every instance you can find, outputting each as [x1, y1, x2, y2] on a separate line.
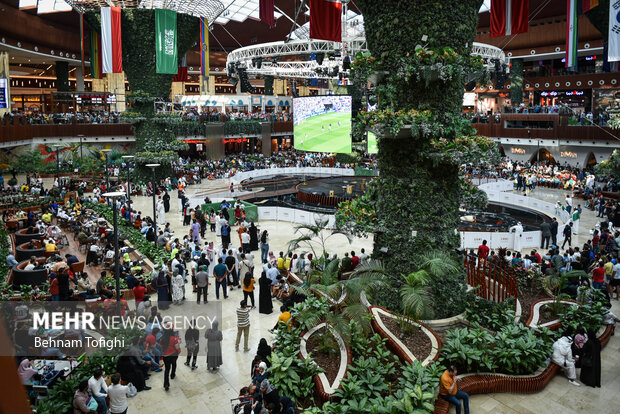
[199, 75, 215, 95]
[106, 72, 126, 112]
[76, 65, 85, 91]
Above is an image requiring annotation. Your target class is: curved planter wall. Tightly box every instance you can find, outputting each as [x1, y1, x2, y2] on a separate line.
[369, 306, 441, 366]
[525, 298, 579, 330]
[299, 322, 352, 402]
[432, 324, 615, 414]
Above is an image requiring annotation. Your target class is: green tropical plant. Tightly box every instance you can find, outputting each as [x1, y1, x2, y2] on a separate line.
[287, 215, 353, 261]
[400, 270, 434, 325]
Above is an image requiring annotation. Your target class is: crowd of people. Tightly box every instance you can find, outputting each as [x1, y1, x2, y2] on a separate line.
[2, 111, 122, 126]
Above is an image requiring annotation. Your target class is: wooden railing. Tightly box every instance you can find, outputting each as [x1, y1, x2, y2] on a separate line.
[465, 257, 518, 302]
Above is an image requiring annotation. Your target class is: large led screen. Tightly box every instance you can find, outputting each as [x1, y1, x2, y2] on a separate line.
[293, 95, 352, 153]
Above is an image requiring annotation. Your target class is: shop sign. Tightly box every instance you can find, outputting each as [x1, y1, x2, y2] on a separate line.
[223, 138, 248, 144]
[540, 90, 584, 97]
[560, 151, 577, 158]
[510, 147, 526, 154]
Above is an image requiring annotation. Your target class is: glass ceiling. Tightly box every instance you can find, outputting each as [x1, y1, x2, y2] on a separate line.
[21, 0, 491, 30]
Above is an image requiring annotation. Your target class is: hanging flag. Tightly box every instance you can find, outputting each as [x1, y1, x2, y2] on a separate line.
[156, 9, 178, 74]
[566, 0, 579, 69]
[100, 7, 122, 73]
[90, 30, 103, 79]
[200, 17, 209, 77]
[173, 54, 188, 82]
[490, 0, 529, 37]
[260, 0, 275, 27]
[582, 0, 599, 12]
[309, 0, 342, 42]
[609, 0, 620, 62]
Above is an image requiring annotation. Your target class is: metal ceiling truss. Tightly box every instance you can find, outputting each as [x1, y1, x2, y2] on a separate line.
[227, 39, 505, 80]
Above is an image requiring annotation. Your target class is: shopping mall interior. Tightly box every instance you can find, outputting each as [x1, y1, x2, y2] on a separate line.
[0, 1, 619, 413]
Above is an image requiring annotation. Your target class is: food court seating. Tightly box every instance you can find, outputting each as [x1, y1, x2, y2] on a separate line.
[15, 240, 46, 262]
[11, 258, 48, 288]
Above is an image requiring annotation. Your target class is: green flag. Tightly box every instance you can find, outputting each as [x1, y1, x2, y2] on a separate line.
[155, 9, 177, 74]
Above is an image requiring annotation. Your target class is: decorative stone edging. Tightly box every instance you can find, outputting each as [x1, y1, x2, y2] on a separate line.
[287, 271, 347, 306]
[299, 322, 352, 402]
[432, 323, 615, 414]
[369, 305, 441, 366]
[525, 298, 579, 330]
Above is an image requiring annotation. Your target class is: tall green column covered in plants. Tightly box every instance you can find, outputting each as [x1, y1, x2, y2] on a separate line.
[510, 58, 524, 105]
[356, 0, 488, 281]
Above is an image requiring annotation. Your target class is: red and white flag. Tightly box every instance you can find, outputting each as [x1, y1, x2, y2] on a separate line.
[101, 7, 122, 73]
[309, 0, 342, 42]
[490, 0, 529, 37]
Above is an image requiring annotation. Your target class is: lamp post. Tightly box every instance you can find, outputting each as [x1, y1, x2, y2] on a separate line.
[145, 164, 160, 244]
[77, 134, 84, 162]
[121, 155, 134, 206]
[52, 145, 61, 188]
[102, 191, 125, 316]
[101, 149, 111, 192]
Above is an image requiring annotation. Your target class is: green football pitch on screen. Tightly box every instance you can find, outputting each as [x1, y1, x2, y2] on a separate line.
[367, 131, 378, 154]
[294, 111, 352, 153]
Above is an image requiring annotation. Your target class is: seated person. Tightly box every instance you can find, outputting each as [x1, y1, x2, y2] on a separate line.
[76, 273, 95, 298]
[552, 330, 581, 386]
[275, 278, 290, 300]
[24, 257, 37, 271]
[96, 271, 114, 299]
[44, 239, 58, 252]
[65, 253, 79, 267]
[252, 362, 269, 386]
[439, 365, 469, 414]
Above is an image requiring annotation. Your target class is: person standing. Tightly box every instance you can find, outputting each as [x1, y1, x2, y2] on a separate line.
[191, 219, 201, 245]
[438, 365, 469, 414]
[205, 320, 223, 371]
[184, 319, 199, 370]
[477, 240, 489, 262]
[108, 373, 130, 414]
[258, 271, 273, 315]
[162, 191, 170, 213]
[579, 329, 601, 388]
[160, 327, 181, 391]
[195, 265, 209, 304]
[242, 272, 256, 308]
[249, 222, 259, 251]
[562, 222, 573, 249]
[540, 220, 552, 249]
[213, 258, 228, 299]
[258, 230, 269, 263]
[221, 221, 231, 249]
[235, 300, 251, 352]
[550, 218, 559, 246]
[225, 250, 239, 289]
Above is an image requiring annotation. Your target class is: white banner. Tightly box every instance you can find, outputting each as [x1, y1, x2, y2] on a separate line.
[609, 0, 620, 62]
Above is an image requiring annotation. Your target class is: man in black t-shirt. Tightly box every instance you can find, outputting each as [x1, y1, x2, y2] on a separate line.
[225, 250, 239, 289]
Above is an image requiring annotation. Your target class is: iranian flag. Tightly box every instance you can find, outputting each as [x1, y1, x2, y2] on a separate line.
[566, 0, 578, 69]
[101, 7, 122, 73]
[490, 0, 529, 37]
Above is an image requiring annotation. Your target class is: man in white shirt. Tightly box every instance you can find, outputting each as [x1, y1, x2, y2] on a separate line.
[241, 230, 251, 253]
[108, 373, 130, 414]
[88, 369, 109, 414]
[358, 248, 369, 263]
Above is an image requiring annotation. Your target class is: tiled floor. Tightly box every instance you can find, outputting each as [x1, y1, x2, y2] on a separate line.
[27, 175, 619, 413]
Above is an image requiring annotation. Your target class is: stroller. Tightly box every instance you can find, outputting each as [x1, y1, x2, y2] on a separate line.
[231, 397, 253, 414]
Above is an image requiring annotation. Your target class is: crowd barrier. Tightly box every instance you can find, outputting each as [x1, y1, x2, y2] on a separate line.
[461, 179, 568, 250]
[231, 167, 355, 184]
[257, 206, 336, 228]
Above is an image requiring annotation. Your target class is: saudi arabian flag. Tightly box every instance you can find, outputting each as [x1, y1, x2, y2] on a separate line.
[156, 9, 177, 74]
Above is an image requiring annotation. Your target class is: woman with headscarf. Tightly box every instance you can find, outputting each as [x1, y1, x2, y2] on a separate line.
[156, 270, 170, 310]
[251, 338, 272, 376]
[259, 379, 280, 411]
[258, 271, 273, 315]
[248, 222, 259, 251]
[580, 329, 601, 387]
[171, 269, 184, 305]
[184, 318, 199, 370]
[205, 319, 223, 371]
[268, 251, 276, 266]
[18, 359, 37, 384]
[252, 362, 269, 386]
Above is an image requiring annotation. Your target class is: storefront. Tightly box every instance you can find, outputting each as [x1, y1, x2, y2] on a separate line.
[224, 137, 262, 155]
[535, 89, 590, 113]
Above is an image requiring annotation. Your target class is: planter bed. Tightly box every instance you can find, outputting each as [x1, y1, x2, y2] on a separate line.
[369, 306, 441, 366]
[525, 298, 579, 330]
[432, 324, 615, 414]
[299, 322, 352, 402]
[518, 288, 552, 324]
